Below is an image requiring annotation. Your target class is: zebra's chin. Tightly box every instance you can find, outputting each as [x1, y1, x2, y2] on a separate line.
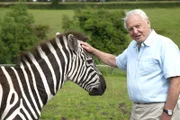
[89, 75, 106, 96]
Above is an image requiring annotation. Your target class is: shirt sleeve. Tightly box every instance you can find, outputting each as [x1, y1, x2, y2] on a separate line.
[116, 49, 128, 71]
[162, 40, 180, 78]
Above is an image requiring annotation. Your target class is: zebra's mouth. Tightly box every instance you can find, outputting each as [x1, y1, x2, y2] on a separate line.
[89, 75, 106, 96]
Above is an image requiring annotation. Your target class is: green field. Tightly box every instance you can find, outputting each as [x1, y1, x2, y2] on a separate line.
[0, 8, 180, 46]
[40, 74, 131, 120]
[144, 8, 180, 47]
[29, 9, 74, 38]
[0, 7, 180, 120]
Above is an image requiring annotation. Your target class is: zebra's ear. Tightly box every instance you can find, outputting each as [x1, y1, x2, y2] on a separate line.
[67, 34, 78, 52]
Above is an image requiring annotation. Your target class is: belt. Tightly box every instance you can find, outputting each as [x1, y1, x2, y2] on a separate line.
[134, 102, 164, 105]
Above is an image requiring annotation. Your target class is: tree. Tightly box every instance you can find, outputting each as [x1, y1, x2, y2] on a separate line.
[0, 3, 39, 64]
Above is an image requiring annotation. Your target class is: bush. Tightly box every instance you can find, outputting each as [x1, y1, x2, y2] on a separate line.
[34, 24, 50, 40]
[0, 2, 49, 64]
[1, 2, 180, 10]
[76, 8, 129, 55]
[62, 8, 129, 55]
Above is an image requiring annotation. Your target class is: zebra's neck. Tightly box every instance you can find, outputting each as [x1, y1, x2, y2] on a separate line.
[0, 36, 73, 119]
[18, 36, 72, 104]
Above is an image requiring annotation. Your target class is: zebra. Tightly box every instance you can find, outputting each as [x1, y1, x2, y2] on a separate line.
[0, 31, 106, 120]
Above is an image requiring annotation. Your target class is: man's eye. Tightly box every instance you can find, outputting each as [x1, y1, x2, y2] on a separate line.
[135, 24, 141, 28]
[128, 28, 133, 32]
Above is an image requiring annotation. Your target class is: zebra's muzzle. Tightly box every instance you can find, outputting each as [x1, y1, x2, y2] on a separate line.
[89, 75, 106, 96]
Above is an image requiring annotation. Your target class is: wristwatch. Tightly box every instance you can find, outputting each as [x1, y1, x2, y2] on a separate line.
[163, 109, 173, 116]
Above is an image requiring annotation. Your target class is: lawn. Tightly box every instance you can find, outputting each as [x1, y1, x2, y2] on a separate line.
[40, 74, 131, 120]
[144, 8, 180, 46]
[29, 9, 74, 38]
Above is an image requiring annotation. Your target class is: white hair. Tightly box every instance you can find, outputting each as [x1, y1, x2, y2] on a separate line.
[123, 9, 149, 29]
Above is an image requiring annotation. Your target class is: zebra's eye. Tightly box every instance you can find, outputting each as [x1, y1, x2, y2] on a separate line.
[87, 59, 93, 64]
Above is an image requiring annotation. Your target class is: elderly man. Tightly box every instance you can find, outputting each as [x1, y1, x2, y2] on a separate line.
[80, 9, 180, 120]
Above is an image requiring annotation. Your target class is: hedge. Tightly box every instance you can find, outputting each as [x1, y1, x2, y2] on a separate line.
[0, 1, 180, 9]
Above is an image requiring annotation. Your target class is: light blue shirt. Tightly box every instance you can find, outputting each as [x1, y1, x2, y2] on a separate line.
[116, 30, 180, 103]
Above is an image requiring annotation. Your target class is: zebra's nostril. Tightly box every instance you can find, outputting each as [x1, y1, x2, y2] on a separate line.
[89, 80, 106, 96]
[89, 87, 100, 96]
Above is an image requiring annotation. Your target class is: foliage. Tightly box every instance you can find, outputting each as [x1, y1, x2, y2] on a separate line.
[34, 24, 50, 40]
[62, 8, 129, 57]
[1, 2, 180, 10]
[0, 2, 49, 64]
[0, 3, 36, 63]
[51, 0, 59, 7]
[77, 9, 129, 55]
[62, 14, 81, 32]
[0, 0, 17, 1]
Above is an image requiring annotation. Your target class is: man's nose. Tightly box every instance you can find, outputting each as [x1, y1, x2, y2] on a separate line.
[132, 28, 138, 34]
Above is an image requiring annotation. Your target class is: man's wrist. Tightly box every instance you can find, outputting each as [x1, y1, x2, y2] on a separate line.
[163, 109, 173, 116]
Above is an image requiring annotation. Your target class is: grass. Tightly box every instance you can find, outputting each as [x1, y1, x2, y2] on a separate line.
[40, 75, 131, 120]
[28, 9, 74, 38]
[143, 8, 180, 46]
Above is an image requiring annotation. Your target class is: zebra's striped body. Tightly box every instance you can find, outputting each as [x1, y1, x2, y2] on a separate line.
[0, 32, 106, 120]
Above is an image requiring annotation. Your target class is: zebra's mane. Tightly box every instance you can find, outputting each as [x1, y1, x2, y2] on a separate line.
[17, 31, 88, 65]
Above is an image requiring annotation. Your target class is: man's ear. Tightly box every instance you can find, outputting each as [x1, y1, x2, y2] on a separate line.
[67, 34, 78, 52]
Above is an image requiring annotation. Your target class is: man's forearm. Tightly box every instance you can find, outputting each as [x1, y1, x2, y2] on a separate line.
[164, 77, 180, 110]
[92, 49, 117, 68]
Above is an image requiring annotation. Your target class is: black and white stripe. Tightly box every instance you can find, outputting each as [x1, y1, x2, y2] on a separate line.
[0, 32, 106, 120]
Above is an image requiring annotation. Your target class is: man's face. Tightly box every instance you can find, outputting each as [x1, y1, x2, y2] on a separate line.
[126, 14, 151, 43]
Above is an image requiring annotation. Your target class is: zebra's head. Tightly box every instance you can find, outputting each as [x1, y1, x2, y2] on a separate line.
[61, 32, 106, 96]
